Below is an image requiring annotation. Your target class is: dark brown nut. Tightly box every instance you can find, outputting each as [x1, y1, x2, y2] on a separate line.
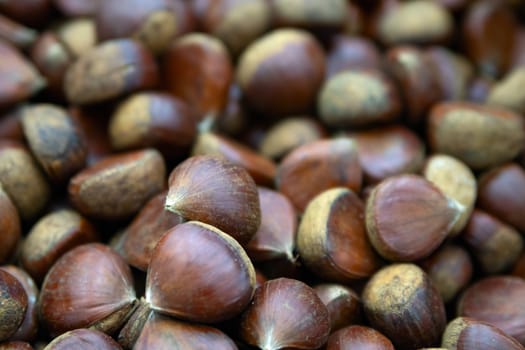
[419, 244, 473, 303]
[0, 185, 20, 264]
[215, 83, 248, 137]
[236, 28, 325, 117]
[366, 175, 460, 262]
[423, 154, 477, 235]
[0, 109, 23, 142]
[192, 132, 276, 186]
[96, 0, 192, 55]
[297, 187, 381, 281]
[39, 243, 137, 337]
[457, 276, 525, 345]
[362, 263, 446, 350]
[0, 266, 38, 343]
[240, 278, 330, 350]
[165, 155, 260, 244]
[378, 0, 453, 46]
[53, 0, 100, 17]
[314, 284, 362, 332]
[44, 329, 121, 350]
[348, 125, 425, 184]
[131, 313, 236, 350]
[55, 18, 96, 59]
[318, 69, 401, 127]
[478, 163, 525, 232]
[487, 67, 525, 114]
[463, 209, 523, 275]
[428, 102, 525, 170]
[442, 317, 525, 350]
[425, 47, 474, 101]
[198, 0, 272, 56]
[325, 35, 381, 79]
[20, 104, 87, 183]
[245, 187, 297, 262]
[384, 46, 441, 124]
[146, 221, 255, 323]
[69, 149, 166, 220]
[162, 33, 233, 125]
[270, 0, 348, 33]
[0, 0, 51, 27]
[463, 0, 518, 78]
[0, 14, 37, 49]
[0, 142, 51, 221]
[115, 191, 183, 271]
[109, 92, 197, 159]
[20, 209, 98, 283]
[258, 117, 326, 160]
[64, 39, 159, 105]
[0, 40, 45, 110]
[326, 325, 395, 350]
[0, 269, 27, 342]
[513, 253, 525, 279]
[277, 138, 362, 213]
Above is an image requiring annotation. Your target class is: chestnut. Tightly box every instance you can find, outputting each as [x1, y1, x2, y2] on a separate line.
[236, 28, 325, 117]
[325, 35, 382, 78]
[457, 275, 525, 344]
[326, 325, 395, 350]
[365, 175, 460, 261]
[0, 185, 20, 264]
[297, 187, 381, 281]
[68, 148, 166, 220]
[64, 39, 159, 105]
[314, 284, 362, 332]
[362, 263, 446, 350]
[44, 329, 121, 350]
[165, 155, 260, 244]
[239, 278, 330, 350]
[276, 138, 362, 213]
[427, 102, 525, 170]
[0, 269, 28, 342]
[20, 209, 98, 283]
[487, 67, 525, 114]
[55, 18, 97, 59]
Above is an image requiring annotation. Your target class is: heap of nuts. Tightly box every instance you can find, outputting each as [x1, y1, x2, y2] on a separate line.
[2, 0, 525, 349]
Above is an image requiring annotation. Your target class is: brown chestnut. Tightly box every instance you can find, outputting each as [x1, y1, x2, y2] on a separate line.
[314, 284, 362, 332]
[0, 185, 20, 264]
[44, 329, 121, 350]
[165, 155, 260, 244]
[240, 278, 330, 350]
[326, 35, 382, 78]
[0, 269, 28, 342]
[326, 325, 395, 350]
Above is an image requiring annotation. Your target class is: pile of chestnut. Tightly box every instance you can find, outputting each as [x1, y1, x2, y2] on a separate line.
[1, 0, 525, 349]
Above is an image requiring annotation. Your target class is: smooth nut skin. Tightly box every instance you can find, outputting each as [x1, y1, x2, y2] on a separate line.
[146, 221, 256, 323]
[463, 209, 523, 275]
[237, 28, 326, 117]
[0, 185, 20, 264]
[0, 269, 28, 342]
[240, 278, 330, 350]
[362, 264, 446, 350]
[314, 284, 362, 332]
[428, 102, 525, 170]
[277, 138, 362, 213]
[318, 70, 401, 127]
[162, 33, 233, 123]
[39, 243, 136, 337]
[270, 0, 348, 32]
[462, 0, 517, 78]
[378, 0, 453, 45]
[132, 313, 237, 350]
[457, 276, 525, 344]
[64, 39, 159, 105]
[116, 191, 183, 271]
[96, 0, 191, 55]
[69, 148, 166, 220]
[326, 325, 395, 350]
[20, 104, 87, 183]
[487, 67, 525, 114]
[0, 41, 45, 109]
[419, 244, 473, 303]
[297, 187, 381, 281]
[443, 317, 525, 350]
[478, 163, 525, 232]
[165, 155, 261, 244]
[20, 209, 98, 283]
[0, 266, 38, 343]
[366, 175, 460, 262]
[326, 36, 382, 78]
[44, 329, 122, 350]
[349, 125, 425, 184]
[0, 142, 51, 221]
[109, 92, 197, 159]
